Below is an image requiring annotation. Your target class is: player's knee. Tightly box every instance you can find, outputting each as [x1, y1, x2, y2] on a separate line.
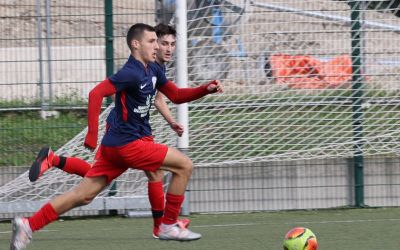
[81, 194, 96, 205]
[146, 170, 164, 182]
[180, 157, 193, 177]
[74, 190, 96, 206]
[154, 171, 164, 181]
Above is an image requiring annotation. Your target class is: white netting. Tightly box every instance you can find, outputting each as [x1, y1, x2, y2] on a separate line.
[184, 0, 400, 166]
[0, 104, 174, 208]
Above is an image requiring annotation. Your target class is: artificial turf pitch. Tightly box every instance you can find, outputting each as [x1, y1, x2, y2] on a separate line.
[1, 207, 399, 250]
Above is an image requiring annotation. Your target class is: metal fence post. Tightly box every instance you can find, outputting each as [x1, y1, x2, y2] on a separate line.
[105, 0, 114, 81]
[104, 0, 117, 215]
[35, 0, 45, 112]
[45, 0, 53, 107]
[349, 0, 366, 208]
[105, 0, 114, 109]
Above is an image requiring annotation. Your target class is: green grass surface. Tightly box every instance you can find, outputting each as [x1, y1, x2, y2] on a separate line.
[1, 208, 399, 249]
[0, 111, 86, 166]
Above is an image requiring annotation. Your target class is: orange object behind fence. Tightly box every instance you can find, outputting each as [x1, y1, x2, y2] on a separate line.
[269, 54, 353, 89]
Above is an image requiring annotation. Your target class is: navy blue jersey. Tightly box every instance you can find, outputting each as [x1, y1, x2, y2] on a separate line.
[105, 62, 166, 125]
[101, 56, 168, 146]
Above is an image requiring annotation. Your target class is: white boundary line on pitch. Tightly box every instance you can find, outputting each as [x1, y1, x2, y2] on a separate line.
[192, 218, 400, 228]
[0, 229, 58, 234]
[2, 218, 400, 234]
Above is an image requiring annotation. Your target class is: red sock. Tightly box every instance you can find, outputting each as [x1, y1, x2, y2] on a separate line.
[162, 193, 184, 225]
[52, 156, 90, 177]
[28, 203, 59, 232]
[63, 157, 91, 177]
[148, 181, 165, 228]
[52, 155, 61, 166]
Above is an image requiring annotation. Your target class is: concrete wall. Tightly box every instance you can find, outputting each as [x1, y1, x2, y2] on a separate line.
[188, 157, 400, 212]
[1, 156, 399, 216]
[0, 46, 105, 101]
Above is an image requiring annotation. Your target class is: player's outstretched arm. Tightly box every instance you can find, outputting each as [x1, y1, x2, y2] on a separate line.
[84, 79, 116, 150]
[154, 92, 184, 136]
[158, 80, 223, 104]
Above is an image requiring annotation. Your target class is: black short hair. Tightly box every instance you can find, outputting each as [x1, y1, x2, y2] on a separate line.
[154, 23, 176, 38]
[126, 23, 156, 50]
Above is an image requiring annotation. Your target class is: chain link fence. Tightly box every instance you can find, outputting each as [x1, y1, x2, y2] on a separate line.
[0, 0, 157, 166]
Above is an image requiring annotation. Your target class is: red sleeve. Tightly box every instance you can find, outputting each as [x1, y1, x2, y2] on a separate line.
[84, 79, 116, 150]
[158, 80, 215, 104]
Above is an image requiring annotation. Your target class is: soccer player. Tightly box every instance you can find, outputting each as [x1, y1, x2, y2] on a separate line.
[28, 24, 189, 239]
[10, 23, 223, 250]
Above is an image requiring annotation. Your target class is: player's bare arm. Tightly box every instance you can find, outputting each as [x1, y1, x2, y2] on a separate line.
[154, 92, 184, 137]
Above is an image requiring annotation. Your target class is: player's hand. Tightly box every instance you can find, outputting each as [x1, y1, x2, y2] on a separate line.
[84, 132, 97, 151]
[206, 80, 223, 94]
[170, 122, 184, 137]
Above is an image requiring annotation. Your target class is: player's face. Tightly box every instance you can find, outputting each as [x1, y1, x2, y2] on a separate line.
[137, 30, 159, 64]
[157, 34, 176, 63]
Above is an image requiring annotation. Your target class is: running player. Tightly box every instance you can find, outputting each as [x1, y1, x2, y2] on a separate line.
[28, 24, 188, 239]
[10, 23, 223, 250]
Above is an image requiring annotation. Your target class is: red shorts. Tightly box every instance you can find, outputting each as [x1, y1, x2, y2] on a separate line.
[85, 136, 168, 184]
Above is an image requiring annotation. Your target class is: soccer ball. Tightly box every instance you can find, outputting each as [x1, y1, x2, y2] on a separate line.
[283, 227, 318, 250]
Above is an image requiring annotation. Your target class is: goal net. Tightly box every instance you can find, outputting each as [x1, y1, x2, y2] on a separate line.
[0, 102, 178, 217]
[2, 0, 400, 216]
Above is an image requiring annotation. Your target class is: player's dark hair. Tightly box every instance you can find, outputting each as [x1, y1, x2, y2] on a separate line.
[126, 23, 156, 50]
[154, 23, 176, 38]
